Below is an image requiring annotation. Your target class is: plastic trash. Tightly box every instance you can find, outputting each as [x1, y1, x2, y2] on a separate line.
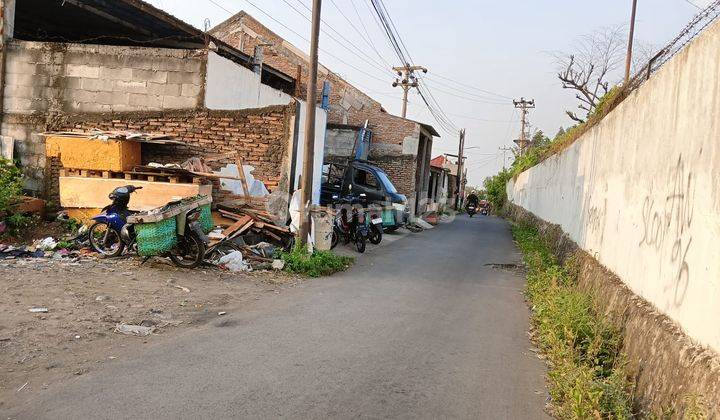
[114, 323, 155, 336]
[36, 237, 57, 251]
[217, 251, 252, 272]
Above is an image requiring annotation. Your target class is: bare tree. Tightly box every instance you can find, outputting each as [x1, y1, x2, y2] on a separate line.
[555, 26, 652, 123]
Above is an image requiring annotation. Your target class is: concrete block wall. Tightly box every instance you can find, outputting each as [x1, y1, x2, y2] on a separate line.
[507, 20, 720, 353]
[3, 40, 204, 114]
[2, 40, 206, 191]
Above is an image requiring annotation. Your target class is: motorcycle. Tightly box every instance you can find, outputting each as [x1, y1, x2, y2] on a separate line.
[466, 203, 477, 217]
[365, 202, 383, 245]
[330, 195, 368, 253]
[88, 185, 208, 268]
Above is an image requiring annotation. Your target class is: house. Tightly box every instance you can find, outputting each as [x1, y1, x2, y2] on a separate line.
[428, 155, 464, 211]
[209, 12, 440, 216]
[0, 0, 328, 217]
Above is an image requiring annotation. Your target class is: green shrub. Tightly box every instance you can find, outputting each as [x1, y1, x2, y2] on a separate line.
[281, 245, 354, 277]
[0, 157, 23, 215]
[512, 224, 633, 418]
[483, 168, 512, 210]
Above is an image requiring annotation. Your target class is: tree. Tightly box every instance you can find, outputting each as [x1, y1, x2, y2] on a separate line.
[555, 127, 566, 139]
[531, 130, 551, 147]
[555, 26, 652, 123]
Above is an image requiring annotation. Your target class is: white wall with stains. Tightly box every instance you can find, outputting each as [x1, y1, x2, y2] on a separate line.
[507, 20, 720, 353]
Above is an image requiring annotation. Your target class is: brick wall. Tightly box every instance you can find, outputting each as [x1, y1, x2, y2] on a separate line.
[371, 155, 417, 199]
[48, 106, 294, 204]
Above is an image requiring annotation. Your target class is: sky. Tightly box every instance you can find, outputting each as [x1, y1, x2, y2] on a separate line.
[147, 0, 707, 186]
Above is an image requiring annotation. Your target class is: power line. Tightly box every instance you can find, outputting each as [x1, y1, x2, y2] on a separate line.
[207, 0, 391, 84]
[328, 0, 392, 68]
[288, 0, 395, 77]
[425, 73, 513, 100]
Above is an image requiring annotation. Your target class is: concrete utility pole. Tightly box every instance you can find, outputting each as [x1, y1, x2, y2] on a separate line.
[624, 0, 639, 85]
[512, 98, 535, 154]
[298, 0, 322, 246]
[392, 65, 427, 118]
[455, 129, 465, 210]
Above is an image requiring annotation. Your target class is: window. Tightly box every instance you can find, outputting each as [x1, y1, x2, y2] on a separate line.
[354, 169, 379, 189]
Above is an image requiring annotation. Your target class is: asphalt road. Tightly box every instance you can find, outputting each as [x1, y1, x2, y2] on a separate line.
[6, 215, 548, 419]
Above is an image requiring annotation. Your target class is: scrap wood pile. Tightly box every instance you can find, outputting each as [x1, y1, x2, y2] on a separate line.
[207, 202, 293, 266]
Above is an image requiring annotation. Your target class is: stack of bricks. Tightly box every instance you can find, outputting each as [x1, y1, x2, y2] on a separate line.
[51, 105, 293, 204]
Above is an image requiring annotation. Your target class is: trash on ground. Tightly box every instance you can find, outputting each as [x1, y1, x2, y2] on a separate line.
[29, 307, 49, 313]
[218, 311, 227, 316]
[272, 259, 285, 270]
[114, 323, 155, 336]
[217, 251, 252, 272]
[35, 237, 58, 251]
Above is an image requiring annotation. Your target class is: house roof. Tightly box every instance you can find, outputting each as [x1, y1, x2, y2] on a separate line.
[13, 0, 294, 90]
[430, 155, 447, 168]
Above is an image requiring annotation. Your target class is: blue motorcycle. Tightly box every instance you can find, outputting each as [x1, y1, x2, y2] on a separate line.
[88, 185, 207, 268]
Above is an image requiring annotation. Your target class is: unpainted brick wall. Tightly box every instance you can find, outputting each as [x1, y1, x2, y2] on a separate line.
[49, 106, 293, 204]
[371, 155, 417, 199]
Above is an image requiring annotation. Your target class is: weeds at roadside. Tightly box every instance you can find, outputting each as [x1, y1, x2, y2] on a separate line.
[280, 245, 354, 278]
[512, 224, 633, 418]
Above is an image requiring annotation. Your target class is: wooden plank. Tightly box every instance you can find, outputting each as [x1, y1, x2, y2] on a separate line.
[59, 177, 212, 211]
[222, 215, 253, 237]
[234, 157, 250, 198]
[262, 223, 291, 234]
[263, 230, 282, 242]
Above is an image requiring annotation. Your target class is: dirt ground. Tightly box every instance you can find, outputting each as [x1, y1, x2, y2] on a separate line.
[0, 254, 298, 410]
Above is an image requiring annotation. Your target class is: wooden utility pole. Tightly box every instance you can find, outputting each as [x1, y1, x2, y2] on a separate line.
[298, 0, 322, 246]
[624, 0, 639, 85]
[455, 129, 465, 210]
[392, 65, 427, 118]
[512, 98, 535, 154]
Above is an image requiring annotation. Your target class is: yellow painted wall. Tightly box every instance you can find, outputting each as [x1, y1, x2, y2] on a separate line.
[46, 136, 141, 172]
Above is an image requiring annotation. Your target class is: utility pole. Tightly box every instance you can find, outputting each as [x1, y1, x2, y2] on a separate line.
[454, 129, 465, 210]
[298, 0, 322, 246]
[392, 65, 427, 118]
[624, 0, 638, 85]
[512, 98, 535, 154]
[499, 146, 513, 170]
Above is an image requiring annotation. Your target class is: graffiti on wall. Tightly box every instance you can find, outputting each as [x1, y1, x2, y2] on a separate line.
[638, 156, 694, 306]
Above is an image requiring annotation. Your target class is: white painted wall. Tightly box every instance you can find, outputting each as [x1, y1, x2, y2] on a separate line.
[205, 52, 292, 109]
[507, 20, 720, 352]
[294, 101, 327, 205]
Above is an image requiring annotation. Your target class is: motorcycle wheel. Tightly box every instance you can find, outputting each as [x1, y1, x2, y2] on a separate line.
[355, 235, 366, 253]
[169, 233, 206, 269]
[88, 222, 124, 257]
[330, 229, 339, 250]
[369, 226, 382, 245]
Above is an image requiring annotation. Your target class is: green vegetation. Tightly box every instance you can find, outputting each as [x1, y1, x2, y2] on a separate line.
[512, 224, 633, 418]
[281, 245, 354, 278]
[510, 87, 626, 177]
[483, 168, 511, 210]
[0, 157, 34, 237]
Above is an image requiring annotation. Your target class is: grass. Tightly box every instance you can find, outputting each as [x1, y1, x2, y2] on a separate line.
[512, 224, 633, 419]
[280, 245, 354, 278]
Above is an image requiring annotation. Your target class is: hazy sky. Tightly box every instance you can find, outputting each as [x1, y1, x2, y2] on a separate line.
[147, 0, 706, 185]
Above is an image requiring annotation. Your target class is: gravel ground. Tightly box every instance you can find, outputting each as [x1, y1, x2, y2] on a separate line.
[0, 254, 297, 410]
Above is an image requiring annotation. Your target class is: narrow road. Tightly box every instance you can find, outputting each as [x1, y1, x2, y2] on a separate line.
[6, 216, 548, 419]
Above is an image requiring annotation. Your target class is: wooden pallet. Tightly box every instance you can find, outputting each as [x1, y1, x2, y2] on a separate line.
[59, 168, 205, 184]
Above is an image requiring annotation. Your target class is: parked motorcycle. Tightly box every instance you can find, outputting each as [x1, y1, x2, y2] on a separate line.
[365, 203, 383, 245]
[330, 195, 368, 253]
[88, 185, 208, 268]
